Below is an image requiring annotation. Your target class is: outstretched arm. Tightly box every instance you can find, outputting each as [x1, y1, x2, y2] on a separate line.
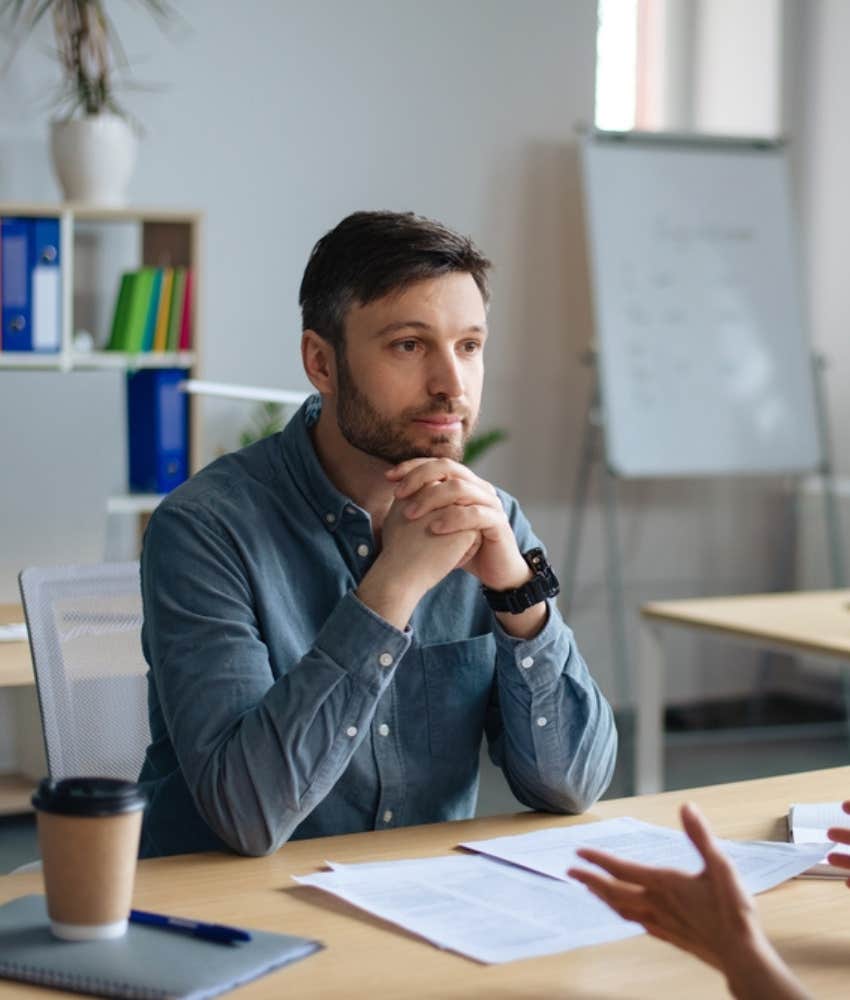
[568, 803, 810, 1000]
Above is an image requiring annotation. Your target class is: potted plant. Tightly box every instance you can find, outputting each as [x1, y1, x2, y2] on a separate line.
[1, 0, 176, 205]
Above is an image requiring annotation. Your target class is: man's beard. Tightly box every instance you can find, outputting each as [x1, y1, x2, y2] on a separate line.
[335, 350, 476, 465]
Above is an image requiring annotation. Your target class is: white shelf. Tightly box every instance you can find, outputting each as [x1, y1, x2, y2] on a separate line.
[0, 353, 65, 369]
[75, 351, 196, 370]
[0, 202, 200, 224]
[0, 351, 196, 372]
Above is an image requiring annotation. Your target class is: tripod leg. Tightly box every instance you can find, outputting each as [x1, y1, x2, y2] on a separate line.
[562, 396, 598, 617]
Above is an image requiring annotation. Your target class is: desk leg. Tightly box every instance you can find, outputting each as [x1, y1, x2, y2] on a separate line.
[635, 622, 665, 795]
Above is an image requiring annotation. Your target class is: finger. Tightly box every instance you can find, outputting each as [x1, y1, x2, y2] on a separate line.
[842, 800, 850, 817]
[429, 504, 507, 537]
[680, 802, 729, 873]
[568, 868, 649, 913]
[392, 459, 486, 499]
[404, 480, 498, 519]
[826, 827, 850, 845]
[385, 458, 436, 479]
[826, 851, 850, 870]
[575, 847, 672, 887]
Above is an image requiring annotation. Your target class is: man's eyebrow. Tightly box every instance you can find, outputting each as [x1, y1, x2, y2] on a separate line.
[373, 321, 488, 338]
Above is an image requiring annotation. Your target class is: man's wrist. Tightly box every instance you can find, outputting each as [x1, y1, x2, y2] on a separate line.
[495, 600, 548, 640]
[356, 558, 422, 631]
[479, 554, 533, 593]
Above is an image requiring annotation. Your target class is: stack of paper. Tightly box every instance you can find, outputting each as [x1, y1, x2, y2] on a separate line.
[295, 816, 827, 964]
[788, 801, 850, 878]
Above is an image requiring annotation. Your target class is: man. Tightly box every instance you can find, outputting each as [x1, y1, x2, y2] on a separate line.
[138, 210, 616, 858]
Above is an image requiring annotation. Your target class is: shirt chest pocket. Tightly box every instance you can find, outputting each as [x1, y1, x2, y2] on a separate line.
[421, 634, 496, 761]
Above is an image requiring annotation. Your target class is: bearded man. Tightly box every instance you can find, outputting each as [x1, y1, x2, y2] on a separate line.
[137, 210, 617, 858]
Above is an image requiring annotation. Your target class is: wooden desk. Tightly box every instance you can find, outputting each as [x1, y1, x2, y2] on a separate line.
[0, 604, 38, 815]
[636, 590, 850, 794]
[0, 604, 32, 688]
[1, 767, 849, 998]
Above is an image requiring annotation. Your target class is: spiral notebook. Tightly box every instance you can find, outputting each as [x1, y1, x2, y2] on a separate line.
[0, 895, 322, 999]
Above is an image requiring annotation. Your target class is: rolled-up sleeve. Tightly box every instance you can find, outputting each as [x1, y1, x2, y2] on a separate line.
[484, 496, 617, 814]
[142, 503, 410, 856]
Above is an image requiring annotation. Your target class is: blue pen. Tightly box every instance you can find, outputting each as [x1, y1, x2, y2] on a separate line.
[129, 908, 252, 944]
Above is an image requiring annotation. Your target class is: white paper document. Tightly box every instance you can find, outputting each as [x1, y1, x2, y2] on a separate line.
[462, 817, 828, 895]
[295, 853, 643, 963]
[295, 818, 827, 964]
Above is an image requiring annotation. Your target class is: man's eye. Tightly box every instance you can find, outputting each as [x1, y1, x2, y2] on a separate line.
[461, 341, 481, 354]
[394, 339, 419, 353]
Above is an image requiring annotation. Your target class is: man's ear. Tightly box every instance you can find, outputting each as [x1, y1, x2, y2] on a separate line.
[302, 330, 337, 395]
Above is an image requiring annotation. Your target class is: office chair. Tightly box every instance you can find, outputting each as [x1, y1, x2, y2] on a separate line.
[18, 562, 150, 782]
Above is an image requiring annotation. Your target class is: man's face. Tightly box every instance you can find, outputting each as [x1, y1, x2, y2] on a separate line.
[333, 272, 487, 465]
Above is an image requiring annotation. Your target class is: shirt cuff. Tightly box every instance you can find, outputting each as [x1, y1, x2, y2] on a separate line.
[313, 590, 413, 695]
[493, 599, 571, 690]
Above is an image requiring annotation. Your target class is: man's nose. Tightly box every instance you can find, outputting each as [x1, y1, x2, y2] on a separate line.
[427, 350, 464, 399]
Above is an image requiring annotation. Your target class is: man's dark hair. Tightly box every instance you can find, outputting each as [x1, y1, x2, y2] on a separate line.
[299, 210, 492, 352]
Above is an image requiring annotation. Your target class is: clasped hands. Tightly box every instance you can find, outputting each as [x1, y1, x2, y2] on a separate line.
[356, 457, 536, 633]
[383, 457, 531, 593]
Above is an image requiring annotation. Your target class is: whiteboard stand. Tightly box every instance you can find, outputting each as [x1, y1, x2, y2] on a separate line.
[562, 349, 632, 711]
[563, 348, 848, 788]
[811, 353, 848, 589]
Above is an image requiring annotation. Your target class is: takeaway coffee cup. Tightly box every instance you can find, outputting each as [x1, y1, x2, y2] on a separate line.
[32, 777, 147, 941]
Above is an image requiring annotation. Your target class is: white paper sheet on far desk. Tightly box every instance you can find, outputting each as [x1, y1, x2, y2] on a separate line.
[294, 820, 826, 965]
[462, 816, 829, 894]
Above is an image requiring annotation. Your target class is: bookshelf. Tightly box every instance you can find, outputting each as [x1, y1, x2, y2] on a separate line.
[0, 202, 203, 470]
[0, 204, 203, 812]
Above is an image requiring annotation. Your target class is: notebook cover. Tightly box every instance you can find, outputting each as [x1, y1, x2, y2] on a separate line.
[0, 894, 322, 1000]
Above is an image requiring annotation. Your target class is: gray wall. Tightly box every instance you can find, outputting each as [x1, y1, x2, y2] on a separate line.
[1, 0, 837, 715]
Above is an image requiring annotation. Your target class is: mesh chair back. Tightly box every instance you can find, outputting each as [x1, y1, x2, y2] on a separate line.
[18, 562, 150, 781]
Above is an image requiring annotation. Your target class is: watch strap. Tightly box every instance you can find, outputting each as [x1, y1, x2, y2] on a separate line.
[482, 548, 560, 614]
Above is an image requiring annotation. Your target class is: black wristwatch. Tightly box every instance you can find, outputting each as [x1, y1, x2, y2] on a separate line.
[482, 548, 560, 614]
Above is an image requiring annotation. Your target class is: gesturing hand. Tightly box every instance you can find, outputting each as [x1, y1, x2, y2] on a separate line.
[568, 804, 809, 1000]
[569, 803, 759, 971]
[386, 457, 529, 591]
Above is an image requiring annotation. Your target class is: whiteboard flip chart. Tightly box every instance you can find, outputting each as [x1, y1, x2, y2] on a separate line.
[581, 133, 821, 478]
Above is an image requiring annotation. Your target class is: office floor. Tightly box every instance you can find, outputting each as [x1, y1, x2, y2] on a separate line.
[2, 717, 847, 874]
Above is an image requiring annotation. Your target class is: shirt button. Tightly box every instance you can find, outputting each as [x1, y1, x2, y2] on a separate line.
[357, 543, 370, 557]
[521, 656, 534, 669]
[383, 810, 393, 823]
[378, 652, 393, 668]
[536, 716, 548, 727]
[325, 512, 336, 524]
[378, 723, 390, 737]
[346, 725, 358, 738]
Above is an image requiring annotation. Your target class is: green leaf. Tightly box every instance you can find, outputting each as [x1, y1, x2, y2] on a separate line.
[463, 428, 508, 467]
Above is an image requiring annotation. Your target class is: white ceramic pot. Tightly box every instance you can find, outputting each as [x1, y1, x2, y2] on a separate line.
[49, 114, 138, 206]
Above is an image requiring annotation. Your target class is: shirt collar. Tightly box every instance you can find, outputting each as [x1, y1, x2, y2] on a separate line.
[280, 394, 364, 532]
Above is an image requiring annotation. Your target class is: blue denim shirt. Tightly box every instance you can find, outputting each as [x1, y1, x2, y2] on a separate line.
[138, 395, 616, 857]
